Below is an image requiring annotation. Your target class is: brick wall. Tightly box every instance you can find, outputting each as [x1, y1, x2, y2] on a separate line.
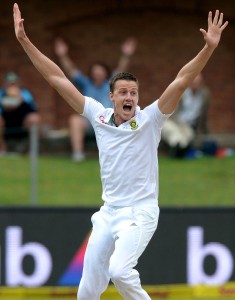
[1, 0, 234, 132]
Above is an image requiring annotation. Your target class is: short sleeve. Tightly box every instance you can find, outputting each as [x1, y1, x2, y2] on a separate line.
[144, 100, 172, 129]
[82, 96, 105, 126]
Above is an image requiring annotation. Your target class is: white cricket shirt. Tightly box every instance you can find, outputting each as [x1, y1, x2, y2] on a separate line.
[83, 96, 171, 207]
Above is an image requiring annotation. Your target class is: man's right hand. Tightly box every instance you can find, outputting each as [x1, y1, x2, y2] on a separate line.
[13, 3, 26, 42]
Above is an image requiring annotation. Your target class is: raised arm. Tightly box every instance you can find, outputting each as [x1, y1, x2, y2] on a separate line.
[54, 38, 79, 79]
[115, 37, 138, 73]
[158, 10, 228, 115]
[13, 3, 85, 114]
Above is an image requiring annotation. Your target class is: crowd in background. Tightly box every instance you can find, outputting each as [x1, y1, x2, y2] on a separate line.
[0, 37, 228, 160]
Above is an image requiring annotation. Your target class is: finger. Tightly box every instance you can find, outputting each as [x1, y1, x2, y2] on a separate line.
[14, 5, 24, 29]
[19, 19, 25, 27]
[13, 3, 21, 17]
[13, 2, 18, 12]
[13, 3, 21, 23]
[213, 10, 219, 25]
[220, 20, 229, 32]
[218, 12, 223, 27]
[199, 28, 207, 39]
[208, 11, 212, 27]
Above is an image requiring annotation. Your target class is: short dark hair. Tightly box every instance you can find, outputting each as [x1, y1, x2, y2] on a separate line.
[109, 72, 138, 93]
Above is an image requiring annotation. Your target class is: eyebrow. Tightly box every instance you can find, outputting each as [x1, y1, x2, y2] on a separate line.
[118, 87, 138, 91]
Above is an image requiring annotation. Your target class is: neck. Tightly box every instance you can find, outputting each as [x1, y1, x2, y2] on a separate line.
[111, 114, 119, 127]
[113, 112, 134, 126]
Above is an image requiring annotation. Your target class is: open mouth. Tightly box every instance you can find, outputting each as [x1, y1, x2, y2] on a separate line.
[123, 104, 132, 112]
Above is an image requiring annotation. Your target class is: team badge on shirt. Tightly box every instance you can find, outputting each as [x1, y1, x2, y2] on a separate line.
[129, 119, 138, 130]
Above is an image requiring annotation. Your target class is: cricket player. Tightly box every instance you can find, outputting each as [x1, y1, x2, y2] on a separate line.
[13, 3, 228, 299]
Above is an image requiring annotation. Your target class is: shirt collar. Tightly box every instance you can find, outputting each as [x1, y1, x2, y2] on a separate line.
[106, 106, 141, 127]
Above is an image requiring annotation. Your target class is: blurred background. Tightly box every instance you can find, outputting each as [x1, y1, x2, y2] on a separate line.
[1, 0, 235, 131]
[0, 0, 235, 299]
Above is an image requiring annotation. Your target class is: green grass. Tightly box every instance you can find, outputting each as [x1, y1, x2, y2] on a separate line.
[0, 154, 235, 207]
[159, 155, 235, 206]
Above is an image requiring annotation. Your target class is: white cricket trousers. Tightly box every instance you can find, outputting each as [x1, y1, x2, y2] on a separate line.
[77, 203, 159, 300]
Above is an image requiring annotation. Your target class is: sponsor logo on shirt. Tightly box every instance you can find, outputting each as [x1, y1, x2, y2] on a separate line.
[99, 115, 109, 125]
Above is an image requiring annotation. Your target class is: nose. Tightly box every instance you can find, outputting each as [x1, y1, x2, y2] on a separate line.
[125, 92, 133, 100]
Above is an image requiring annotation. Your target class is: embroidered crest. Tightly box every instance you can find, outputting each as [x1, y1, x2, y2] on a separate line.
[129, 119, 138, 130]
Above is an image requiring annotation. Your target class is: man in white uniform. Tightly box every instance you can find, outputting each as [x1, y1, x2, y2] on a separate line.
[13, 4, 228, 299]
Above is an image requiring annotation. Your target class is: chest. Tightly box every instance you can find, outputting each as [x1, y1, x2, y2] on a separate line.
[95, 115, 158, 156]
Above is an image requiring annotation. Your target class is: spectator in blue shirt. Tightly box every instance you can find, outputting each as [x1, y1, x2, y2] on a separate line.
[54, 37, 137, 161]
[0, 72, 41, 154]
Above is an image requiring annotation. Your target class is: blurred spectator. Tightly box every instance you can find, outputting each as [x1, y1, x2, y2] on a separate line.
[0, 72, 41, 154]
[161, 73, 211, 157]
[54, 37, 137, 161]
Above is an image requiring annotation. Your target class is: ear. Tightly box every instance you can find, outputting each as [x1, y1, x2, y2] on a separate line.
[109, 92, 114, 103]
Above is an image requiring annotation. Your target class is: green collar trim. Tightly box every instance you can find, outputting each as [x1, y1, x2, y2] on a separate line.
[109, 113, 118, 127]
